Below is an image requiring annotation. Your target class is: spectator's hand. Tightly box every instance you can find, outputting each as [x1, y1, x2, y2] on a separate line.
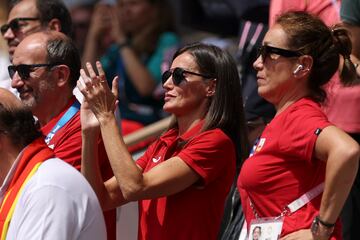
[109, 6, 127, 45]
[79, 95, 100, 135]
[87, 4, 114, 41]
[280, 229, 314, 240]
[77, 61, 119, 123]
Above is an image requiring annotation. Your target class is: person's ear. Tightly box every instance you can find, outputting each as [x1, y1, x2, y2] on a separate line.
[53, 65, 70, 87]
[206, 79, 217, 97]
[47, 18, 62, 32]
[293, 55, 313, 77]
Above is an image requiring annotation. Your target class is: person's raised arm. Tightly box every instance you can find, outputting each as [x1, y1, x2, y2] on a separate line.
[78, 77, 127, 210]
[78, 62, 201, 202]
[109, 7, 157, 97]
[82, 3, 113, 66]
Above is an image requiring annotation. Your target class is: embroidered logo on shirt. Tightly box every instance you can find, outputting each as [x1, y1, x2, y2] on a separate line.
[152, 156, 161, 163]
[254, 138, 266, 153]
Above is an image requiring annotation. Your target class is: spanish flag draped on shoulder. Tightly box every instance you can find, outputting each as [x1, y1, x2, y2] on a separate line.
[0, 138, 54, 239]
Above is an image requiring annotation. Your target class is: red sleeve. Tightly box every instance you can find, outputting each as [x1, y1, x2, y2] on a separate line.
[178, 129, 236, 185]
[278, 104, 331, 163]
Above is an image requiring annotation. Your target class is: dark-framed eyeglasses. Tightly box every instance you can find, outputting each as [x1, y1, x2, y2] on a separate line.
[162, 67, 213, 86]
[1, 17, 39, 35]
[257, 45, 302, 60]
[8, 63, 61, 80]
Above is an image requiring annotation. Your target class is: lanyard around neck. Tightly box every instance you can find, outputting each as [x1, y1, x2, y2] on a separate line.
[45, 100, 81, 145]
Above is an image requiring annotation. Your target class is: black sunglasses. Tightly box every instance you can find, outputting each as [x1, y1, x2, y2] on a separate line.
[162, 67, 213, 86]
[1, 17, 39, 35]
[8, 63, 60, 80]
[257, 45, 302, 60]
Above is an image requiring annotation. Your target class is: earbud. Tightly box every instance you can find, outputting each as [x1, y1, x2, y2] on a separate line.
[293, 65, 304, 74]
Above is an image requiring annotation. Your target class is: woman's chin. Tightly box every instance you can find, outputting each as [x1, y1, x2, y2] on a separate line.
[257, 88, 271, 102]
[163, 104, 173, 113]
[164, 105, 184, 117]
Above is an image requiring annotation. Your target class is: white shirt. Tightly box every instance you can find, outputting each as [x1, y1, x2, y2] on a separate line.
[3, 158, 107, 240]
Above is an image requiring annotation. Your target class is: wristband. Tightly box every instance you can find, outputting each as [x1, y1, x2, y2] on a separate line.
[317, 216, 335, 228]
[311, 216, 334, 239]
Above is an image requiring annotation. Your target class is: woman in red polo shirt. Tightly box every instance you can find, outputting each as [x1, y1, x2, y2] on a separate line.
[78, 42, 249, 239]
[237, 11, 360, 240]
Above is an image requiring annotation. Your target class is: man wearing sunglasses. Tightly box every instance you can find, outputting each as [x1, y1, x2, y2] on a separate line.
[0, 88, 106, 240]
[9, 31, 116, 240]
[2, 0, 72, 62]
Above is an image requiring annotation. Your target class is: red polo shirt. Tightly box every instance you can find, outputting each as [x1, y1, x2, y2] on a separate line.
[238, 98, 341, 239]
[136, 120, 236, 240]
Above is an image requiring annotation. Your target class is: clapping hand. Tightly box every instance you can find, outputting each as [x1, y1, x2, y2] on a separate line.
[77, 61, 119, 130]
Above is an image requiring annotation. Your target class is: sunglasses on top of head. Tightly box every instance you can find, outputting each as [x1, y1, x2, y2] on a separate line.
[8, 63, 61, 80]
[162, 67, 214, 86]
[0, 17, 39, 35]
[257, 45, 302, 60]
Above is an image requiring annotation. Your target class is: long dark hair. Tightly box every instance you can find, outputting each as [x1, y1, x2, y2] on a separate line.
[171, 43, 250, 162]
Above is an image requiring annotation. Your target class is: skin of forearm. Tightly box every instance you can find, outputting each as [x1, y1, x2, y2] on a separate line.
[99, 113, 146, 201]
[119, 47, 156, 96]
[81, 130, 110, 209]
[319, 146, 359, 223]
[102, 178, 128, 210]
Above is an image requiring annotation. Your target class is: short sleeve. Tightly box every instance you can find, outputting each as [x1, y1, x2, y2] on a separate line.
[177, 129, 236, 185]
[278, 105, 331, 163]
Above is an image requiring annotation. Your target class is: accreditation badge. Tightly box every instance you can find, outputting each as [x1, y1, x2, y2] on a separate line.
[247, 217, 283, 240]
